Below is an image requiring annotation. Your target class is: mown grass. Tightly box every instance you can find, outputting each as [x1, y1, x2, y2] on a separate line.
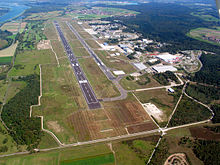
[0, 143, 112, 165]
[78, 58, 120, 98]
[9, 49, 56, 76]
[120, 74, 161, 90]
[0, 56, 12, 65]
[94, 50, 135, 74]
[32, 62, 87, 143]
[60, 153, 114, 165]
[37, 132, 59, 149]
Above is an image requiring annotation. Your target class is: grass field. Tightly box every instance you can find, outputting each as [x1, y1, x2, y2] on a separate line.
[113, 142, 145, 165]
[37, 132, 59, 149]
[0, 122, 19, 156]
[0, 80, 8, 104]
[134, 89, 175, 119]
[187, 27, 220, 46]
[78, 58, 120, 98]
[9, 49, 56, 76]
[120, 74, 161, 90]
[0, 56, 12, 65]
[32, 62, 87, 143]
[60, 153, 114, 165]
[85, 39, 101, 48]
[5, 80, 26, 103]
[0, 143, 112, 165]
[94, 50, 136, 74]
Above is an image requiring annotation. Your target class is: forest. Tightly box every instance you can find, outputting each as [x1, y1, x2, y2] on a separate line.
[186, 83, 220, 104]
[0, 29, 13, 50]
[193, 139, 220, 165]
[169, 95, 212, 127]
[192, 53, 220, 86]
[1, 75, 42, 149]
[153, 71, 179, 85]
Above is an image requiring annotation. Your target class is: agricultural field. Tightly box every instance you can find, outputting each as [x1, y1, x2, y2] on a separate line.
[1, 21, 24, 34]
[78, 58, 120, 98]
[66, 94, 157, 142]
[94, 50, 136, 74]
[0, 143, 113, 165]
[120, 74, 161, 90]
[188, 27, 220, 46]
[0, 56, 12, 65]
[24, 11, 62, 21]
[0, 43, 17, 57]
[67, 7, 139, 20]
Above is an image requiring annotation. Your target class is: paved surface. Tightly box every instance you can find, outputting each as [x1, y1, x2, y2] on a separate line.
[66, 22, 128, 101]
[54, 21, 101, 109]
[66, 22, 116, 81]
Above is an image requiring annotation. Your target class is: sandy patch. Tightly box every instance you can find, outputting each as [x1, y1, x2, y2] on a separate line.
[143, 103, 164, 122]
[164, 153, 189, 165]
[47, 121, 63, 133]
[37, 40, 52, 50]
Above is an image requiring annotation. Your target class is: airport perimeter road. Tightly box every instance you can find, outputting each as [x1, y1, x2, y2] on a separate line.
[66, 22, 115, 81]
[54, 21, 101, 109]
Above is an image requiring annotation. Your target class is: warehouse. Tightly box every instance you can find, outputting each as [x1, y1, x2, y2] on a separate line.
[152, 65, 177, 73]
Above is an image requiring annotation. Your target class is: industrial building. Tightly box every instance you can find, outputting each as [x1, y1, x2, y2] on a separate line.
[157, 53, 180, 64]
[152, 65, 177, 73]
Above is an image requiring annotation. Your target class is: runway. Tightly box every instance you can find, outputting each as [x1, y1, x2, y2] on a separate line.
[66, 22, 116, 81]
[54, 21, 101, 109]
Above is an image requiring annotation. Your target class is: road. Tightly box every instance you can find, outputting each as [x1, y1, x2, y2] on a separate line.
[54, 21, 101, 109]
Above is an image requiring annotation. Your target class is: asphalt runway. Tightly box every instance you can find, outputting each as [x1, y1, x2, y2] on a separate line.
[54, 21, 101, 109]
[66, 22, 116, 81]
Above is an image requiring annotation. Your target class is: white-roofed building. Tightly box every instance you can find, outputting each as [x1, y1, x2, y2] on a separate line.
[152, 65, 177, 73]
[157, 53, 180, 64]
[133, 63, 147, 71]
[113, 70, 125, 75]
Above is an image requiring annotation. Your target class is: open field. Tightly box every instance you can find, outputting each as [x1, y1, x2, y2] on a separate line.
[38, 132, 59, 149]
[120, 74, 161, 90]
[78, 58, 120, 98]
[0, 56, 12, 65]
[44, 22, 59, 41]
[113, 135, 159, 165]
[78, 32, 93, 39]
[0, 43, 17, 57]
[0, 143, 113, 165]
[188, 27, 220, 46]
[85, 39, 101, 48]
[24, 11, 62, 21]
[5, 80, 26, 103]
[102, 94, 157, 135]
[0, 80, 8, 104]
[33, 63, 87, 143]
[134, 89, 175, 121]
[1, 22, 20, 34]
[0, 122, 20, 156]
[60, 153, 114, 165]
[9, 49, 56, 76]
[189, 126, 220, 141]
[94, 50, 136, 74]
[67, 94, 157, 142]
